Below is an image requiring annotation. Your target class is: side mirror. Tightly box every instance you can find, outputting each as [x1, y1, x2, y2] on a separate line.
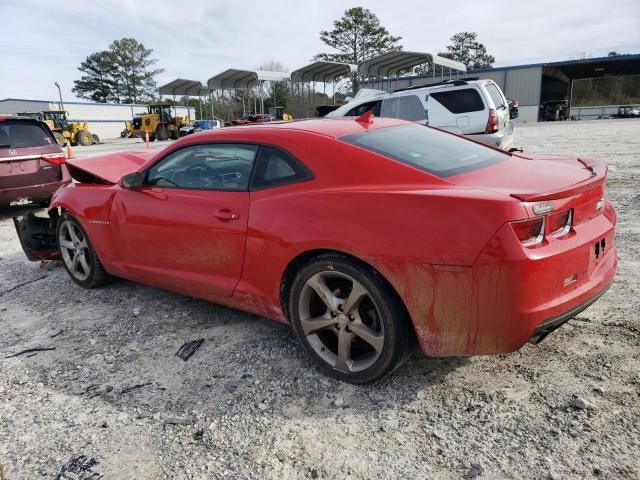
[122, 172, 143, 189]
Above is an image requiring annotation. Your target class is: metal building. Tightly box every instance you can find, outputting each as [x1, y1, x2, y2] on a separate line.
[0, 98, 195, 139]
[360, 54, 640, 123]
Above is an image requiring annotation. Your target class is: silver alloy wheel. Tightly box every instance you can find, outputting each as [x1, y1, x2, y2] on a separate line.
[58, 220, 91, 282]
[298, 271, 385, 373]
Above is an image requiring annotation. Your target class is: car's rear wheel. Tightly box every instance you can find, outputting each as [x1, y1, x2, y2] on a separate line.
[56, 213, 111, 288]
[289, 253, 411, 384]
[92, 134, 99, 144]
[76, 130, 93, 146]
[53, 132, 65, 146]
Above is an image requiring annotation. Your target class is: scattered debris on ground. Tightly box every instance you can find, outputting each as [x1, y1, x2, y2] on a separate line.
[0, 120, 639, 479]
[176, 338, 205, 361]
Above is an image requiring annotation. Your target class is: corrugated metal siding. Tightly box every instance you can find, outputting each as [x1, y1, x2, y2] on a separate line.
[474, 70, 507, 90]
[504, 67, 542, 106]
[358, 66, 543, 107]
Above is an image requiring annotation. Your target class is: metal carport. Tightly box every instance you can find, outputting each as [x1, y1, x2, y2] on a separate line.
[207, 69, 290, 120]
[290, 61, 356, 116]
[359, 51, 466, 90]
[157, 79, 210, 119]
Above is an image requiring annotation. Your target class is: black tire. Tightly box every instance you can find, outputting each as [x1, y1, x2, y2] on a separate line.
[147, 135, 155, 142]
[56, 212, 111, 289]
[92, 134, 99, 144]
[155, 124, 170, 141]
[53, 132, 65, 146]
[120, 131, 127, 138]
[288, 253, 411, 384]
[76, 130, 93, 146]
[170, 129, 179, 140]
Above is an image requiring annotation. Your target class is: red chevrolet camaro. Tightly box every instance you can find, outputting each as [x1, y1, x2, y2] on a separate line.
[15, 116, 617, 383]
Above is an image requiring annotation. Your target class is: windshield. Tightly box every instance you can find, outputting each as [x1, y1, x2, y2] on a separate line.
[43, 112, 66, 121]
[340, 124, 507, 178]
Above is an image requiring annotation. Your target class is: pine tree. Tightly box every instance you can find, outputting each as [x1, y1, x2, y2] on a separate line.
[439, 32, 495, 71]
[315, 7, 402, 92]
[72, 38, 164, 103]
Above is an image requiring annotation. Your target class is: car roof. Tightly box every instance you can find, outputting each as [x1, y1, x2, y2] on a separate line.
[205, 117, 412, 138]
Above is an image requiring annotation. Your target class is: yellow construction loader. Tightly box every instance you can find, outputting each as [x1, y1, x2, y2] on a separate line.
[39, 111, 97, 146]
[269, 106, 293, 121]
[129, 104, 189, 141]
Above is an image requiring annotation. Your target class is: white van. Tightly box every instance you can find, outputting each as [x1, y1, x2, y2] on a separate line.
[327, 78, 514, 150]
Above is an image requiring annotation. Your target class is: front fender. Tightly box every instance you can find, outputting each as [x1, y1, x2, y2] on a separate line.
[49, 183, 120, 269]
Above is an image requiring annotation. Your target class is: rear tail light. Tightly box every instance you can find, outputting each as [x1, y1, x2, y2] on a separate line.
[41, 152, 65, 165]
[485, 108, 498, 133]
[510, 217, 545, 247]
[548, 209, 573, 237]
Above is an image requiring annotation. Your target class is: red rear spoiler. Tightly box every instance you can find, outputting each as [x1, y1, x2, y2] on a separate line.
[510, 157, 606, 202]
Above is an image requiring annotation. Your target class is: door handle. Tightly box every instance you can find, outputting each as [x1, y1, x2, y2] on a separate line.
[214, 209, 239, 221]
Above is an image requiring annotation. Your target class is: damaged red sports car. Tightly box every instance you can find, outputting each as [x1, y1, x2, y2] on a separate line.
[14, 117, 617, 383]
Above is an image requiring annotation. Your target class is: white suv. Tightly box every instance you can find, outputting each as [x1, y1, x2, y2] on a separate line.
[327, 78, 514, 150]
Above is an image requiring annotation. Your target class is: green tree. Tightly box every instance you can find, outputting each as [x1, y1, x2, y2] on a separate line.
[72, 51, 120, 103]
[109, 38, 164, 103]
[439, 32, 495, 71]
[315, 7, 402, 92]
[73, 38, 163, 104]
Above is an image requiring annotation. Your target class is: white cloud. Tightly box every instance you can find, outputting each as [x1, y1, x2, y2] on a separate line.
[1, 0, 638, 100]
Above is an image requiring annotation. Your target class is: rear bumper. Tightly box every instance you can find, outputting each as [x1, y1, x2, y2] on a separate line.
[0, 178, 71, 206]
[407, 203, 617, 357]
[528, 285, 610, 344]
[467, 121, 514, 150]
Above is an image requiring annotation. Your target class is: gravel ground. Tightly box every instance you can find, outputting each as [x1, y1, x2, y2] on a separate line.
[0, 119, 639, 480]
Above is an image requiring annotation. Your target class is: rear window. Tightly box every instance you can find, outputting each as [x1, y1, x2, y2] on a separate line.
[429, 88, 484, 114]
[340, 124, 506, 178]
[0, 120, 54, 149]
[485, 83, 506, 109]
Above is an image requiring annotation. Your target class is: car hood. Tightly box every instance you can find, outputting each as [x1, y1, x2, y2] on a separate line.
[66, 150, 155, 184]
[451, 153, 605, 202]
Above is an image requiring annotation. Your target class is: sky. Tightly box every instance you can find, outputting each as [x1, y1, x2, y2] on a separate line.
[1, 0, 639, 101]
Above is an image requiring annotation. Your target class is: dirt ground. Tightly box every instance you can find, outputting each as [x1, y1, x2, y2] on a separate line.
[0, 119, 639, 480]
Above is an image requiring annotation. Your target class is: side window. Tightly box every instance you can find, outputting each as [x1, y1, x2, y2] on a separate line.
[146, 143, 258, 191]
[251, 146, 312, 190]
[429, 88, 485, 114]
[346, 101, 381, 117]
[380, 95, 427, 122]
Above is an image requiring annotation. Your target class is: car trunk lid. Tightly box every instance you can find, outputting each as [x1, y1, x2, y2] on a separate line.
[0, 132, 64, 190]
[451, 153, 606, 222]
[452, 153, 601, 198]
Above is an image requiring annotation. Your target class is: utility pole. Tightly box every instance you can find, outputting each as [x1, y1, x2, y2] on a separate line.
[54, 82, 65, 111]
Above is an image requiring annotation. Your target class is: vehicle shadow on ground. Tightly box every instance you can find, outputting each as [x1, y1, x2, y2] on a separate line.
[1, 255, 471, 422]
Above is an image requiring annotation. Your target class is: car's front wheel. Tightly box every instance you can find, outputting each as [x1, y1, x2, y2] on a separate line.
[57, 213, 111, 288]
[289, 253, 411, 384]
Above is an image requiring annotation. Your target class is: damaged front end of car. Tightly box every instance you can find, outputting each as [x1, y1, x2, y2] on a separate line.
[13, 210, 60, 261]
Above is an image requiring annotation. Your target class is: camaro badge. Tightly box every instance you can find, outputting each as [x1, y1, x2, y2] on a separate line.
[533, 203, 554, 215]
